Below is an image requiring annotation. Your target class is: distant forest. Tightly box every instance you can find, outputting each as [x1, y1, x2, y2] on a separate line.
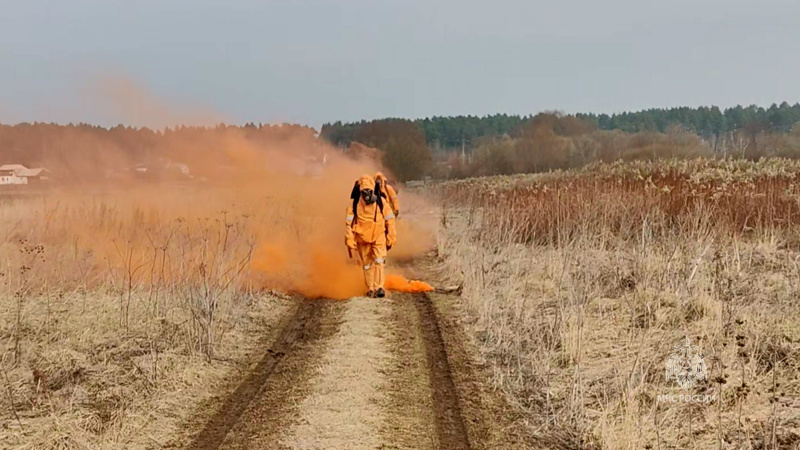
[3, 102, 800, 182]
[321, 102, 800, 150]
[321, 102, 800, 179]
[0, 122, 319, 179]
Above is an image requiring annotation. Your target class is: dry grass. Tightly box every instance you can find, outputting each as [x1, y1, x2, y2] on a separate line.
[0, 288, 291, 449]
[0, 186, 299, 449]
[439, 158, 800, 245]
[435, 158, 800, 449]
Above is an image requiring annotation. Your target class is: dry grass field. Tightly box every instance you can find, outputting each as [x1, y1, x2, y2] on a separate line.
[4, 154, 800, 449]
[435, 158, 800, 449]
[0, 185, 303, 449]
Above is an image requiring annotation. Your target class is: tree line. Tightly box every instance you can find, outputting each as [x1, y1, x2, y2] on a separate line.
[0, 120, 429, 182]
[442, 114, 800, 179]
[0, 122, 318, 178]
[4, 101, 800, 183]
[326, 110, 800, 180]
[321, 114, 530, 151]
[579, 102, 800, 137]
[321, 102, 800, 150]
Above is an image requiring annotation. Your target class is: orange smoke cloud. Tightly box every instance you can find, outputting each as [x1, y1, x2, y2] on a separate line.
[385, 274, 435, 293]
[90, 72, 222, 129]
[6, 75, 437, 300]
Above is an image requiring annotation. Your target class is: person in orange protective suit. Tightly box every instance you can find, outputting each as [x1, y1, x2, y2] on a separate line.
[345, 174, 397, 298]
[374, 172, 400, 217]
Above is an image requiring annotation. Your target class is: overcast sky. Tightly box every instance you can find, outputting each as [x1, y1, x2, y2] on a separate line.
[1, 0, 799, 128]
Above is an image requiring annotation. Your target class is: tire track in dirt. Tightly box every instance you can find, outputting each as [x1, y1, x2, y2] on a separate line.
[411, 292, 472, 450]
[426, 290, 533, 449]
[381, 294, 440, 449]
[183, 299, 342, 450]
[218, 299, 343, 449]
[180, 290, 483, 450]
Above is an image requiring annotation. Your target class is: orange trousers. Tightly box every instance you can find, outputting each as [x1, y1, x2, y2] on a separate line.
[356, 239, 387, 291]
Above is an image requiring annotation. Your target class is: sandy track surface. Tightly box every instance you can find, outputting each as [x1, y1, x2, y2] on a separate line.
[178, 292, 527, 450]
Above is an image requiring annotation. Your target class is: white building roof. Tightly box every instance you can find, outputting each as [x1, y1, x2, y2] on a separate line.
[17, 168, 46, 177]
[0, 165, 48, 177]
[0, 164, 27, 172]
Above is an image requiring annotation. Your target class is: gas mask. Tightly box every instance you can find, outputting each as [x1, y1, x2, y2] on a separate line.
[361, 188, 377, 205]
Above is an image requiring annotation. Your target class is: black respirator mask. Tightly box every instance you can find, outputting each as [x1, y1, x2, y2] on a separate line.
[361, 188, 377, 205]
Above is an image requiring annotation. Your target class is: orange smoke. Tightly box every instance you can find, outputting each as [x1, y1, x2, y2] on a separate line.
[90, 72, 221, 129]
[3, 75, 437, 301]
[385, 274, 435, 293]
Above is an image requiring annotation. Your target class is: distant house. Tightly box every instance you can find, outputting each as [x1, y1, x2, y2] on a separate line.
[0, 165, 27, 184]
[128, 160, 192, 180]
[0, 165, 50, 185]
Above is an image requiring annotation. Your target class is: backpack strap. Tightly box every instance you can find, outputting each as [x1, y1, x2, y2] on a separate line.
[375, 178, 385, 212]
[350, 180, 360, 224]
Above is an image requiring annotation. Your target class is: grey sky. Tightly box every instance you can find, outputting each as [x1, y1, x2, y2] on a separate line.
[1, 0, 799, 128]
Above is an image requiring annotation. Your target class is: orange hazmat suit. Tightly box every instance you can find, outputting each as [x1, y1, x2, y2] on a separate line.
[375, 172, 400, 217]
[346, 175, 397, 296]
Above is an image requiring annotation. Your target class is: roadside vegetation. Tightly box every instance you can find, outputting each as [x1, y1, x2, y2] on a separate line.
[435, 158, 800, 449]
[0, 187, 302, 448]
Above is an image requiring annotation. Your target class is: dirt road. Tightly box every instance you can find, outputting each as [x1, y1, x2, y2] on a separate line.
[172, 291, 528, 450]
